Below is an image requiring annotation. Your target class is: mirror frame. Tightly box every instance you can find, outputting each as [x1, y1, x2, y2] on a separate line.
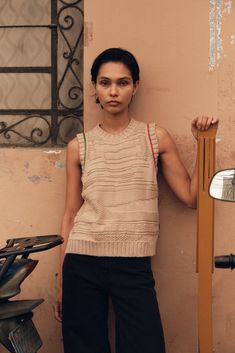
[208, 168, 235, 202]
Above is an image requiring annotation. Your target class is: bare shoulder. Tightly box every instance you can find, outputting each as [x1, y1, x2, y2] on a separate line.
[155, 125, 175, 154]
[155, 125, 169, 140]
[67, 137, 81, 165]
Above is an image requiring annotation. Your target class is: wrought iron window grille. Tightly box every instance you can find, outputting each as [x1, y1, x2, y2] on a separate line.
[0, 0, 83, 146]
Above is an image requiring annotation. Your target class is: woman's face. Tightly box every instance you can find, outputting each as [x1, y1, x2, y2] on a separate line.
[94, 61, 139, 115]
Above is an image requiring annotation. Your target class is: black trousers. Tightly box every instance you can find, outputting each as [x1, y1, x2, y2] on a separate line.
[62, 254, 165, 353]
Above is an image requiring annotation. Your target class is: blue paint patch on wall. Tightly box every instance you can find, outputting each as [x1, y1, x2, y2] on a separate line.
[27, 175, 41, 184]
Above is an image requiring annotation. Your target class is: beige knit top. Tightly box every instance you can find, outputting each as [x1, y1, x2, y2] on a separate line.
[66, 118, 159, 257]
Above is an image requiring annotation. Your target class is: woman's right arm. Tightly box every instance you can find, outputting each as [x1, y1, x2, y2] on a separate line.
[60, 137, 84, 264]
[55, 137, 84, 321]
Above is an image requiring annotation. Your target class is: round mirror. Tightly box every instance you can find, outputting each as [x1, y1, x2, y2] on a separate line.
[209, 168, 235, 202]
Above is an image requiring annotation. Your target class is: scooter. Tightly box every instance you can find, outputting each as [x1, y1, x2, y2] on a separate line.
[0, 235, 63, 353]
[209, 168, 235, 269]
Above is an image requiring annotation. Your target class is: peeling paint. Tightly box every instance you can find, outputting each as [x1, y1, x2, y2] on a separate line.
[28, 175, 41, 184]
[54, 160, 64, 169]
[84, 21, 93, 47]
[44, 151, 64, 169]
[216, 0, 223, 63]
[209, 0, 216, 71]
[209, 0, 233, 71]
[224, 0, 232, 14]
[27, 174, 52, 184]
[43, 150, 61, 155]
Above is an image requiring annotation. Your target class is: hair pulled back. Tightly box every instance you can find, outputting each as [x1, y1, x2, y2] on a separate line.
[91, 48, 140, 83]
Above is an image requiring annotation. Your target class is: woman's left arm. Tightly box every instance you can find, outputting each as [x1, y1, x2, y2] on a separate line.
[157, 116, 219, 209]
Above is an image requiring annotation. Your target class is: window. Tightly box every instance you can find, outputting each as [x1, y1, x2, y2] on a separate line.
[0, 0, 83, 146]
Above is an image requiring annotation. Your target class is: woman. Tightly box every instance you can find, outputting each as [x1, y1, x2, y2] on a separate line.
[55, 48, 218, 353]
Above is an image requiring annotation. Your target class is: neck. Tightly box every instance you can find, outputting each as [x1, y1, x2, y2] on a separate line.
[100, 111, 131, 133]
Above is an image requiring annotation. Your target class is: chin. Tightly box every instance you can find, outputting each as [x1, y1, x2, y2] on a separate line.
[106, 107, 123, 114]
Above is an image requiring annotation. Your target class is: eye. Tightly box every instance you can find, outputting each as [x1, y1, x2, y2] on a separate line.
[99, 80, 109, 87]
[119, 80, 129, 86]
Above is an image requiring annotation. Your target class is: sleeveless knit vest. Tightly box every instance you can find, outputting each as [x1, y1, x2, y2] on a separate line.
[65, 118, 159, 257]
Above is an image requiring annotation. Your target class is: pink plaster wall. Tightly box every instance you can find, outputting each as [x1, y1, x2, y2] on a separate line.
[0, 1, 235, 353]
[84, 1, 235, 352]
[0, 149, 65, 353]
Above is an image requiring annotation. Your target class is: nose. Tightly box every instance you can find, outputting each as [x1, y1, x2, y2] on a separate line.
[109, 83, 118, 97]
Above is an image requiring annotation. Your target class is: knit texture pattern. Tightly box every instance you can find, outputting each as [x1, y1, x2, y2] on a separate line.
[66, 118, 159, 257]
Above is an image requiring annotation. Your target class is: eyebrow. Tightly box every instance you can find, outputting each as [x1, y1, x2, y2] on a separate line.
[98, 76, 131, 80]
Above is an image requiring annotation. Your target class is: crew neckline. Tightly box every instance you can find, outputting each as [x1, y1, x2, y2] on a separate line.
[95, 118, 137, 139]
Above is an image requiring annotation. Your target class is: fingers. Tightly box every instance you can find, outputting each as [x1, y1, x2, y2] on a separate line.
[192, 116, 219, 131]
[54, 302, 62, 322]
[211, 116, 219, 125]
[54, 287, 63, 322]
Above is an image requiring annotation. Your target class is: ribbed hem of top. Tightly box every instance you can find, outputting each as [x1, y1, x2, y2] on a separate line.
[65, 238, 157, 257]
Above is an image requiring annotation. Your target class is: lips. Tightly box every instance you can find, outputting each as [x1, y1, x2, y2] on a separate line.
[107, 101, 120, 105]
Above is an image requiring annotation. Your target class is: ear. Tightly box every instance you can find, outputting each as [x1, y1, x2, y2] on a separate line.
[132, 81, 139, 96]
[92, 81, 98, 97]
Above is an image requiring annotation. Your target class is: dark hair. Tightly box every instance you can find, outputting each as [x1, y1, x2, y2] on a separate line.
[91, 48, 140, 84]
